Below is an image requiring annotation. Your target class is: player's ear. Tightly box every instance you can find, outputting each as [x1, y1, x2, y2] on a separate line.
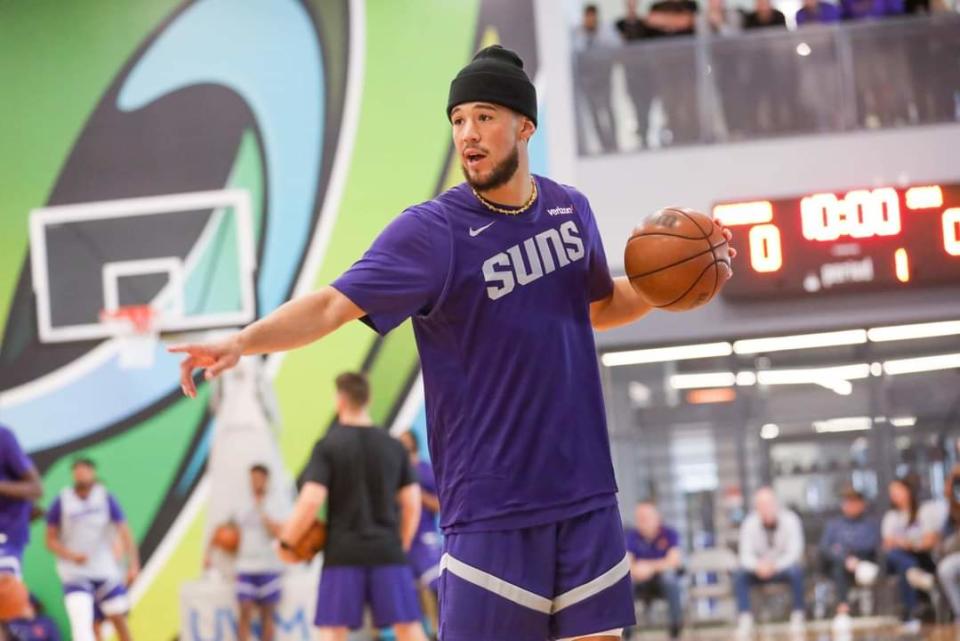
[518, 116, 536, 143]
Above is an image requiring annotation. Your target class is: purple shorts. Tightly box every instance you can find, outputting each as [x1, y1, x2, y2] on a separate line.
[237, 572, 282, 605]
[63, 578, 129, 616]
[0, 543, 24, 578]
[409, 532, 442, 592]
[438, 504, 635, 641]
[315, 564, 421, 629]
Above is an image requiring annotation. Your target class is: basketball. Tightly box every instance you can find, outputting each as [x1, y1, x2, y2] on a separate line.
[625, 207, 731, 311]
[211, 523, 240, 554]
[289, 520, 327, 562]
[0, 574, 30, 620]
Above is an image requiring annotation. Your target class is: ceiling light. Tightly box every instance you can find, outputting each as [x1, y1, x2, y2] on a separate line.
[601, 342, 733, 367]
[734, 330, 867, 354]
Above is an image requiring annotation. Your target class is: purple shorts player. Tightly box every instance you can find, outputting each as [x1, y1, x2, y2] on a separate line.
[0, 425, 43, 579]
[400, 431, 442, 594]
[172, 44, 736, 641]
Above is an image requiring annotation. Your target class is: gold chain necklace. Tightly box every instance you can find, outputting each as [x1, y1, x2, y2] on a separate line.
[471, 178, 538, 216]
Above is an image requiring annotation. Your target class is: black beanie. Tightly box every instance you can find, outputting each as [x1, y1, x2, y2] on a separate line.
[447, 45, 537, 125]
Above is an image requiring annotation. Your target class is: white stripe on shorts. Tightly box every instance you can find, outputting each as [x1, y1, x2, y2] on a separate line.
[439, 552, 630, 615]
[552, 554, 630, 613]
[0, 555, 22, 578]
[558, 629, 624, 640]
[419, 563, 441, 587]
[440, 553, 553, 614]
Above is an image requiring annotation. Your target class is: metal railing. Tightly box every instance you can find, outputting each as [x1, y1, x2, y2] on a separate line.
[572, 14, 960, 155]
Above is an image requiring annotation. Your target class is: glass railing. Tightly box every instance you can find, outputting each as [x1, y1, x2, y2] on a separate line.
[572, 14, 960, 155]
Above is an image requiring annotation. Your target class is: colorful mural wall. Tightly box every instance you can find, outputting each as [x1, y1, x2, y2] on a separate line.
[0, 1, 546, 637]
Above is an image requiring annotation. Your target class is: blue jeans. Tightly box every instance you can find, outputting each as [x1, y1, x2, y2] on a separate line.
[634, 570, 683, 630]
[734, 565, 805, 614]
[886, 548, 934, 620]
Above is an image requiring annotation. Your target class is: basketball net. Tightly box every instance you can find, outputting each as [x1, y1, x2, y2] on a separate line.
[99, 305, 159, 369]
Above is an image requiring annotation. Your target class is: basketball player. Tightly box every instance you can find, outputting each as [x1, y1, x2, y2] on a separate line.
[173, 45, 735, 640]
[0, 424, 42, 580]
[207, 464, 288, 641]
[399, 430, 442, 596]
[277, 373, 426, 641]
[45, 459, 139, 641]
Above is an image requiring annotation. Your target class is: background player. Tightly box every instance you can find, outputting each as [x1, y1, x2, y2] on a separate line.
[206, 464, 288, 641]
[399, 430, 442, 597]
[45, 459, 139, 641]
[0, 424, 43, 579]
[276, 373, 426, 641]
[173, 45, 734, 641]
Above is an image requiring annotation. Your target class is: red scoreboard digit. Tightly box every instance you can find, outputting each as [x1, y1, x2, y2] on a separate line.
[713, 183, 960, 299]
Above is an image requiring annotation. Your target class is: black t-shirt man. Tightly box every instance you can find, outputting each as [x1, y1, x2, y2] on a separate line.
[302, 423, 416, 566]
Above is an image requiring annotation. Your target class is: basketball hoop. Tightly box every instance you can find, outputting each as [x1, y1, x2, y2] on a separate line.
[99, 305, 159, 369]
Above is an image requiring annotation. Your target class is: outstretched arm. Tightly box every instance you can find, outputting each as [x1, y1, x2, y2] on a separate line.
[170, 286, 365, 397]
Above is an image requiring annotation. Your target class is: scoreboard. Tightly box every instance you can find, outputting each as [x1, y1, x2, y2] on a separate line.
[713, 182, 960, 300]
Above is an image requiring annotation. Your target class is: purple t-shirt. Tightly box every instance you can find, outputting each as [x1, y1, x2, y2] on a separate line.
[625, 525, 680, 560]
[333, 176, 618, 533]
[415, 460, 440, 537]
[0, 425, 37, 549]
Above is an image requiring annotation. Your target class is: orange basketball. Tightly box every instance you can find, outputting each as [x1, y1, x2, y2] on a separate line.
[290, 520, 326, 562]
[0, 574, 30, 620]
[625, 207, 731, 311]
[212, 522, 241, 554]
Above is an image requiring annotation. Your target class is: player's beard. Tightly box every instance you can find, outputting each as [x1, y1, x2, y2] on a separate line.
[461, 144, 519, 193]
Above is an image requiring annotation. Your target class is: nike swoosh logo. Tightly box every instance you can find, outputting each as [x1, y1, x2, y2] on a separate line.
[469, 222, 496, 237]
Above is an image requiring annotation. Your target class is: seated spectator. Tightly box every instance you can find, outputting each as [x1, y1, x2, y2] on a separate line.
[882, 475, 946, 635]
[796, 0, 843, 24]
[625, 502, 683, 640]
[735, 487, 805, 638]
[743, 0, 786, 28]
[936, 466, 960, 622]
[819, 486, 881, 635]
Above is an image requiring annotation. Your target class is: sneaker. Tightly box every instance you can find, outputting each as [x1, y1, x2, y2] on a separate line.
[736, 613, 754, 638]
[789, 610, 805, 632]
[906, 567, 936, 592]
[899, 619, 921, 635]
[831, 612, 852, 634]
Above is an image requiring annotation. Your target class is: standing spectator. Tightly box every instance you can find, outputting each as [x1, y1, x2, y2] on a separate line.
[882, 476, 945, 635]
[625, 502, 683, 640]
[46, 458, 139, 641]
[734, 487, 805, 638]
[796, 0, 843, 22]
[0, 425, 42, 580]
[616, 0, 656, 148]
[573, 4, 621, 154]
[819, 486, 881, 635]
[937, 465, 960, 623]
